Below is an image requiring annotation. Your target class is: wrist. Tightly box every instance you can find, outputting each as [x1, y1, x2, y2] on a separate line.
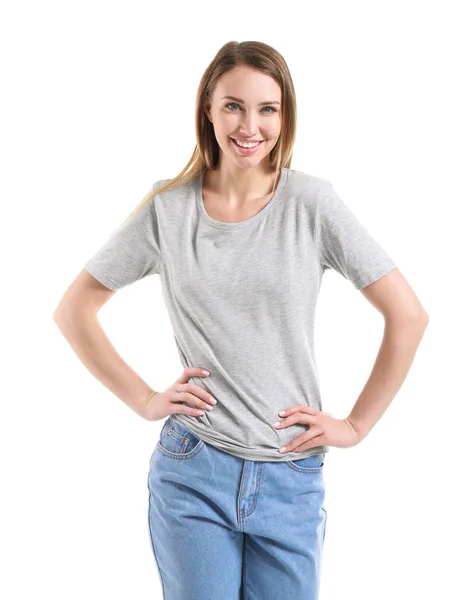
[139, 389, 159, 419]
[345, 416, 369, 442]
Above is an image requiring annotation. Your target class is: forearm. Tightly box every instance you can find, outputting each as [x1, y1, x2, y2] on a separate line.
[346, 315, 429, 440]
[53, 309, 155, 419]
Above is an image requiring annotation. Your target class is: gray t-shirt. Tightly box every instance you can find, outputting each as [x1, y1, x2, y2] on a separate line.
[84, 168, 397, 461]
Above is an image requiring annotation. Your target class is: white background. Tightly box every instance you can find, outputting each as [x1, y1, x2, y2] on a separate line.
[2, 1, 462, 598]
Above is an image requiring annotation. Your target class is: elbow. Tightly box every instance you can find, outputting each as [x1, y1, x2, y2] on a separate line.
[385, 310, 429, 329]
[409, 312, 430, 335]
[53, 301, 67, 324]
[406, 311, 429, 328]
[53, 302, 98, 327]
[53, 303, 74, 327]
[415, 310, 430, 327]
[53, 308, 66, 328]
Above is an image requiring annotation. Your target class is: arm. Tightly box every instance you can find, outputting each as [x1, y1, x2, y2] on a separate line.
[53, 269, 156, 419]
[346, 268, 429, 441]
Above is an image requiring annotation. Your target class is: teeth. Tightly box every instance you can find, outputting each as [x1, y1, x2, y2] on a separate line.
[234, 139, 261, 148]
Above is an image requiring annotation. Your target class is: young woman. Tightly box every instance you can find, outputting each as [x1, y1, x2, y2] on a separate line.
[54, 40, 429, 600]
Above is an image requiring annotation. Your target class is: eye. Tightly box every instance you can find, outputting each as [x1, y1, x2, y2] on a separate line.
[225, 102, 277, 113]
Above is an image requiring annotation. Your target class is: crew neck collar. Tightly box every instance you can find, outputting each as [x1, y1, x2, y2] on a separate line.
[196, 168, 289, 230]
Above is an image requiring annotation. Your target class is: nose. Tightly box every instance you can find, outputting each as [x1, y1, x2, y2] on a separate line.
[239, 112, 259, 137]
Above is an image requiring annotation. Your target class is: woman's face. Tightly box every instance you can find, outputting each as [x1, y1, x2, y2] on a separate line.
[205, 65, 282, 169]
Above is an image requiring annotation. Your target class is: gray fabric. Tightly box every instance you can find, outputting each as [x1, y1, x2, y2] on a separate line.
[84, 168, 397, 461]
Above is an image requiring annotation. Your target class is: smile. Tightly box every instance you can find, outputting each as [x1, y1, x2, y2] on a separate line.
[230, 138, 264, 154]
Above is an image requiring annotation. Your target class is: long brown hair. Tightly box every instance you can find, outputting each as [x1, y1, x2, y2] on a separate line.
[114, 40, 297, 235]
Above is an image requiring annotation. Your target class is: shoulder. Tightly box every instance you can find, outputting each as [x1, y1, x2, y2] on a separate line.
[151, 175, 197, 204]
[283, 168, 334, 210]
[152, 178, 175, 195]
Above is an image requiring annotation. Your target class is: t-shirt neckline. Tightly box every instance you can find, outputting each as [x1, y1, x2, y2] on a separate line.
[196, 167, 289, 230]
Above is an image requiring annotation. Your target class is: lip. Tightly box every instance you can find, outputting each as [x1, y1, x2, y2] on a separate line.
[231, 137, 265, 143]
[230, 137, 264, 155]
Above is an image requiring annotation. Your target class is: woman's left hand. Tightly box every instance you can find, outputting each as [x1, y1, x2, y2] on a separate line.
[273, 405, 362, 453]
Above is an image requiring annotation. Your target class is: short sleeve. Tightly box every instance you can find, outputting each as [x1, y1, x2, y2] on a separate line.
[317, 184, 397, 290]
[84, 183, 162, 291]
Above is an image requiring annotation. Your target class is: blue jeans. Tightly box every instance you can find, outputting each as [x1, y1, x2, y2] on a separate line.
[147, 416, 327, 600]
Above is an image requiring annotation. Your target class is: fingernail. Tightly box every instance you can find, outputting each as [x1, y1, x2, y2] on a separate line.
[279, 410, 286, 416]
[202, 370, 210, 375]
[279, 447, 287, 453]
[273, 421, 281, 427]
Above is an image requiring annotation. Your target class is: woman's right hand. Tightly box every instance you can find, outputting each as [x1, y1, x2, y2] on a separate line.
[141, 367, 217, 422]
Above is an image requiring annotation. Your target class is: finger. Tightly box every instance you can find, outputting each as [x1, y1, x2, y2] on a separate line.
[177, 367, 210, 384]
[175, 390, 215, 412]
[279, 428, 324, 453]
[181, 382, 217, 407]
[273, 414, 317, 429]
[292, 432, 327, 453]
[176, 405, 207, 417]
[278, 404, 304, 416]
[278, 405, 316, 417]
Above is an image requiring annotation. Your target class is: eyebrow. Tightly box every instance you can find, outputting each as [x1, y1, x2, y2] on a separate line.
[221, 95, 281, 106]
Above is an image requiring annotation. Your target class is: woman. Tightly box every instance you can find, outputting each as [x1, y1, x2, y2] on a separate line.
[54, 41, 429, 600]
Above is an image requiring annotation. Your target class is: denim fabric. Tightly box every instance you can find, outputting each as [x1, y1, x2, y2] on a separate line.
[147, 417, 327, 600]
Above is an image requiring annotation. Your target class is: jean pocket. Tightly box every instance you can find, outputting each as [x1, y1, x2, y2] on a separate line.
[156, 417, 205, 459]
[287, 452, 325, 473]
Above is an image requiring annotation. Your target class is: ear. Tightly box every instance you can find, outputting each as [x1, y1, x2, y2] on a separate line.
[203, 100, 213, 123]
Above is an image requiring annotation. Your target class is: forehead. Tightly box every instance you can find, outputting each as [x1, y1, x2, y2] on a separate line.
[214, 67, 281, 102]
